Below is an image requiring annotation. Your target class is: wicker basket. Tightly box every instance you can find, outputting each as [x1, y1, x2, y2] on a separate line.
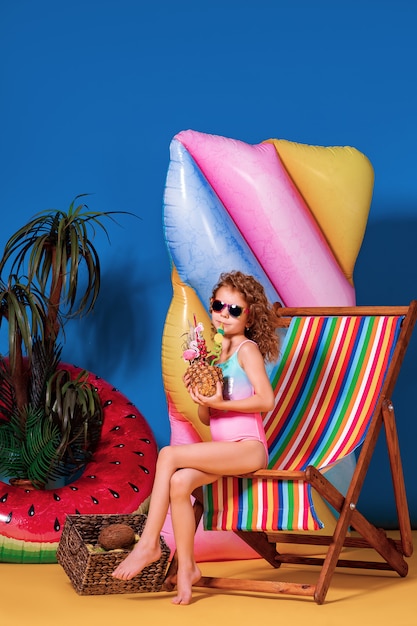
[56, 513, 170, 595]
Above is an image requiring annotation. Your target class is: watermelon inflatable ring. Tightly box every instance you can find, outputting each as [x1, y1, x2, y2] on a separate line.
[0, 364, 158, 563]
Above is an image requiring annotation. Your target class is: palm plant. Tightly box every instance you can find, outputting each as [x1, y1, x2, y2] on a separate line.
[0, 195, 130, 487]
[0, 405, 61, 487]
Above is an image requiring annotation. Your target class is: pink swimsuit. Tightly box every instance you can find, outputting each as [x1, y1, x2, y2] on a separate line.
[209, 340, 269, 465]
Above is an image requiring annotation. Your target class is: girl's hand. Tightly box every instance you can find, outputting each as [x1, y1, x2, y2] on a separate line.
[183, 371, 192, 389]
[189, 381, 224, 408]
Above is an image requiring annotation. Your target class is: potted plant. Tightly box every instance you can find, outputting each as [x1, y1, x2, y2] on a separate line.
[0, 195, 130, 488]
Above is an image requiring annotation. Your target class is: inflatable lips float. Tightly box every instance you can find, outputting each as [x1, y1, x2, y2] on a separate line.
[0, 364, 158, 563]
[161, 130, 374, 560]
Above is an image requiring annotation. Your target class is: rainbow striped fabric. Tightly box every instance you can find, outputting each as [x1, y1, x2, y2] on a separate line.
[203, 315, 403, 531]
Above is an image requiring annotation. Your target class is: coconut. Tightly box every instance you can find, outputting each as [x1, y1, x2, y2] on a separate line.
[98, 523, 136, 550]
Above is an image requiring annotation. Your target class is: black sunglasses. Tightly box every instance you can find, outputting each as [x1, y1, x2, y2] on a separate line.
[211, 299, 249, 318]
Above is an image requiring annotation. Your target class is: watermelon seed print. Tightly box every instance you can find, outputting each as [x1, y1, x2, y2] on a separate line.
[0, 365, 158, 563]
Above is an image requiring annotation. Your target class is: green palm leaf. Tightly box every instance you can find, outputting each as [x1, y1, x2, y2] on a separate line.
[0, 406, 61, 486]
[45, 368, 103, 472]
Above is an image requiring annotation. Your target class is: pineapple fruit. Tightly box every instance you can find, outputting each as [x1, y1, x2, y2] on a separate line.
[182, 319, 224, 397]
[186, 361, 223, 397]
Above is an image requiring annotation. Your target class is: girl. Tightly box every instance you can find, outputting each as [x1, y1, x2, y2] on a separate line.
[112, 271, 279, 604]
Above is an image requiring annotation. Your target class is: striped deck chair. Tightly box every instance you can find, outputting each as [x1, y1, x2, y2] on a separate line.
[164, 303, 417, 604]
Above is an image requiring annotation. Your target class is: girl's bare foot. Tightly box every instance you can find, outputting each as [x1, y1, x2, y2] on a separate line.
[112, 541, 161, 580]
[171, 563, 202, 605]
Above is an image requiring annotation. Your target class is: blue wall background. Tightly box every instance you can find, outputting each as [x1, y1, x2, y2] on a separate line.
[1, 1, 416, 527]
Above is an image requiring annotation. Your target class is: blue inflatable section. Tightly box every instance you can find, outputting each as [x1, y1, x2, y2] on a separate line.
[163, 139, 281, 309]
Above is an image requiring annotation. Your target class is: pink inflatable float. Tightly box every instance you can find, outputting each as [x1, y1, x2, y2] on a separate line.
[161, 129, 374, 560]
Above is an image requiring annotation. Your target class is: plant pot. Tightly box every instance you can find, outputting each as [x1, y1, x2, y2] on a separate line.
[9, 478, 45, 491]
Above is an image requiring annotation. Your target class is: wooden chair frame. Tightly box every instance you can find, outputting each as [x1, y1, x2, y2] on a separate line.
[164, 302, 417, 604]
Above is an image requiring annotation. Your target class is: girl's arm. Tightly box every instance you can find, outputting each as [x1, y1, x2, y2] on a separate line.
[198, 405, 211, 425]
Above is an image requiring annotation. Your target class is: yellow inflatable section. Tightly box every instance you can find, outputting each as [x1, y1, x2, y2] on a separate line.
[265, 139, 374, 284]
[162, 265, 211, 441]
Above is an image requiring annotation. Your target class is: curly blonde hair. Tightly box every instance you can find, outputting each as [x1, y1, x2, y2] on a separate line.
[210, 271, 279, 362]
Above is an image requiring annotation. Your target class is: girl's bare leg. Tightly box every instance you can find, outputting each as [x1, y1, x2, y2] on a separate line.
[169, 467, 218, 605]
[112, 446, 174, 580]
[112, 440, 265, 581]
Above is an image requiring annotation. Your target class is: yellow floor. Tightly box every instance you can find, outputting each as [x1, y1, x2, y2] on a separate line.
[1, 532, 415, 626]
